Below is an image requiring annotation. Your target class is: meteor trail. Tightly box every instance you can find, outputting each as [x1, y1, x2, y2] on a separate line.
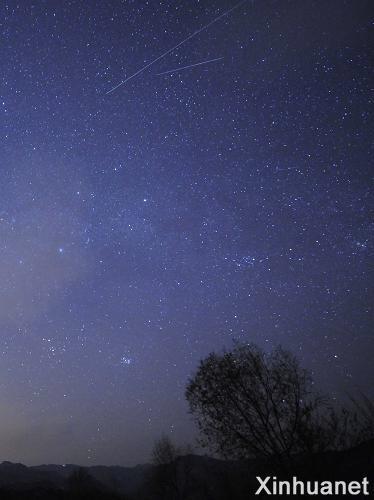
[106, 0, 247, 95]
[156, 57, 223, 76]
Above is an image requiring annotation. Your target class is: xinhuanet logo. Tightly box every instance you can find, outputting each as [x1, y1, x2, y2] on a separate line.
[255, 476, 370, 496]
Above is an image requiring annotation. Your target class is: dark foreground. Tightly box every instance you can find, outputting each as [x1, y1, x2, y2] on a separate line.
[0, 439, 373, 499]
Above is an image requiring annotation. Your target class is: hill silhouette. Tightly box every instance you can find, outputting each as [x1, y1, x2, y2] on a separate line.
[0, 439, 372, 499]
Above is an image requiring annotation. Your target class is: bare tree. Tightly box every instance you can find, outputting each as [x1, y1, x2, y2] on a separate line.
[185, 343, 329, 465]
[149, 435, 193, 500]
[152, 435, 179, 466]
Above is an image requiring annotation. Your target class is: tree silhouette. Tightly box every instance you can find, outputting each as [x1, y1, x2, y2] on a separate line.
[152, 435, 179, 466]
[148, 435, 193, 500]
[185, 343, 331, 465]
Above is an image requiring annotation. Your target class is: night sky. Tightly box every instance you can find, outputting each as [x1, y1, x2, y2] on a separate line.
[0, 0, 372, 466]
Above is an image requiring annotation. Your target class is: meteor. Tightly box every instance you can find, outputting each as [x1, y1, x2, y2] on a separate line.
[106, 0, 247, 94]
[156, 57, 223, 76]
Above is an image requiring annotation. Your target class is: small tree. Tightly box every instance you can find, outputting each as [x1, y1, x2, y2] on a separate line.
[152, 435, 179, 465]
[149, 435, 193, 500]
[185, 343, 328, 464]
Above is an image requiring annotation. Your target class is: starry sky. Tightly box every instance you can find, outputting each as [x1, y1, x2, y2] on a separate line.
[0, 0, 372, 466]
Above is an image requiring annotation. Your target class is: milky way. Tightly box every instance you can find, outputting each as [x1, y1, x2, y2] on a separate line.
[0, 0, 372, 466]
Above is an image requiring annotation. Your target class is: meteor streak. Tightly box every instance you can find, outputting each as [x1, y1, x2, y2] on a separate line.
[156, 57, 223, 76]
[106, 0, 247, 94]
